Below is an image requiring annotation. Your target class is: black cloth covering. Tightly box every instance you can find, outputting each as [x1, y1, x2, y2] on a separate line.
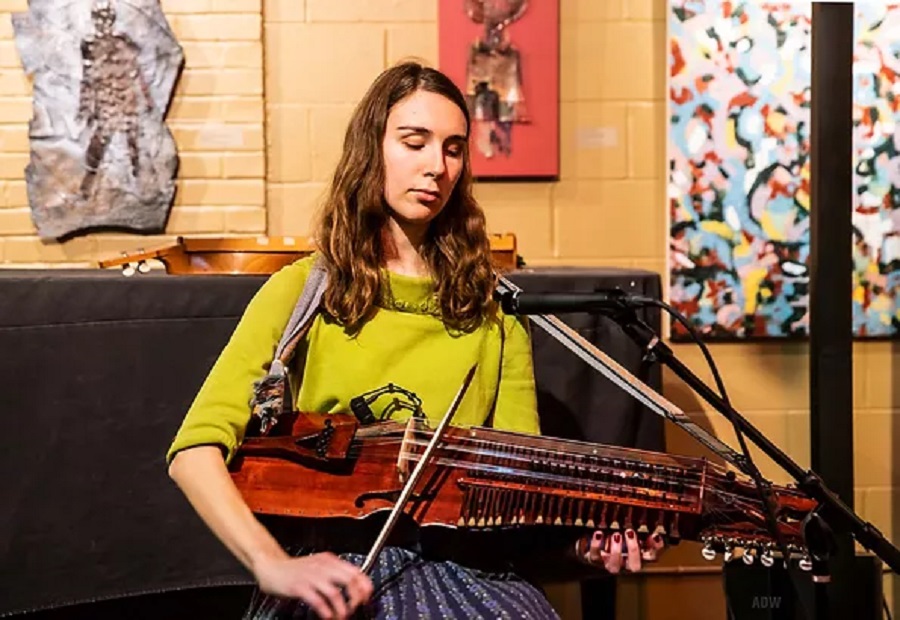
[0, 266, 663, 616]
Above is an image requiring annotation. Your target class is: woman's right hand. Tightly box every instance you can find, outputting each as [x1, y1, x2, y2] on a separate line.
[253, 551, 374, 619]
[167, 448, 373, 618]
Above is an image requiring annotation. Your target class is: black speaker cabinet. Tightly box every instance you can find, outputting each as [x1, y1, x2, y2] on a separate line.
[723, 554, 883, 620]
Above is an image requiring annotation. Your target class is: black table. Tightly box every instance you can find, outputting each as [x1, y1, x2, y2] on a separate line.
[0, 266, 663, 616]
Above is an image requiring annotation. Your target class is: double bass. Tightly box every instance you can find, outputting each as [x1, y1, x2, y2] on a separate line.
[229, 404, 819, 580]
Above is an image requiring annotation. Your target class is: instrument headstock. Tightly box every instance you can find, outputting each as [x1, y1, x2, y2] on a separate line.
[695, 468, 818, 567]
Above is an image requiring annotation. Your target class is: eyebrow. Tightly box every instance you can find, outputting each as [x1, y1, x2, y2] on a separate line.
[396, 125, 467, 142]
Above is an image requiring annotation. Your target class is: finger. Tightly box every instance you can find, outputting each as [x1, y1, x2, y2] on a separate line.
[642, 533, 665, 562]
[599, 550, 615, 574]
[587, 531, 604, 564]
[295, 585, 334, 620]
[624, 529, 642, 572]
[345, 571, 374, 609]
[317, 556, 361, 587]
[574, 533, 587, 561]
[315, 582, 349, 620]
[319, 556, 371, 611]
[605, 532, 623, 574]
[327, 557, 368, 585]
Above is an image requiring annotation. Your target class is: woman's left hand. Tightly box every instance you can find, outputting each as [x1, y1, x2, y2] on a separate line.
[575, 528, 665, 574]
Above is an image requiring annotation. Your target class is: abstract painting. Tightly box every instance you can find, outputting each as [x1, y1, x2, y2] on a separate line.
[438, 0, 559, 179]
[13, 0, 183, 240]
[668, 1, 900, 339]
[852, 3, 900, 337]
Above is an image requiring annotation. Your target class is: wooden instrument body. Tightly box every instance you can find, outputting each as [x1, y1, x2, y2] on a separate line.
[231, 424, 456, 523]
[98, 234, 520, 275]
[230, 412, 818, 563]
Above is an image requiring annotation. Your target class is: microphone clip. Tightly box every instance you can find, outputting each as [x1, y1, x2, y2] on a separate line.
[349, 383, 424, 425]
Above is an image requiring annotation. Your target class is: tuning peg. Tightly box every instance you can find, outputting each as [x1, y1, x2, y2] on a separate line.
[137, 260, 151, 274]
[122, 262, 137, 277]
[723, 544, 735, 563]
[742, 549, 755, 565]
[701, 543, 717, 561]
[798, 555, 813, 572]
[760, 549, 775, 567]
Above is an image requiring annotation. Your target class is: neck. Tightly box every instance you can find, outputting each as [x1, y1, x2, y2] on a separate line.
[383, 216, 429, 277]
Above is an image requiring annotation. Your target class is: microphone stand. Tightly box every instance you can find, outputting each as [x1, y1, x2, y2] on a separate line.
[495, 275, 900, 618]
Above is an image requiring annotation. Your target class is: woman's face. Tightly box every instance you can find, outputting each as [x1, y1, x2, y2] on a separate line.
[381, 90, 468, 232]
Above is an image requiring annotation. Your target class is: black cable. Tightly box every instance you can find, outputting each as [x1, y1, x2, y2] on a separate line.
[645, 298, 814, 620]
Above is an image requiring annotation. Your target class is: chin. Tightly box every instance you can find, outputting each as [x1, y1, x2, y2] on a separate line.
[392, 203, 442, 225]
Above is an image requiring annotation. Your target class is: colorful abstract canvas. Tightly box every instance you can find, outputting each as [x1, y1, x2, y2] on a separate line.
[668, 1, 812, 339]
[668, 1, 900, 339]
[852, 4, 900, 337]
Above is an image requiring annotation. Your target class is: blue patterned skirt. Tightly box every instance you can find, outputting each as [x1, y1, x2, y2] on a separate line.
[243, 546, 561, 619]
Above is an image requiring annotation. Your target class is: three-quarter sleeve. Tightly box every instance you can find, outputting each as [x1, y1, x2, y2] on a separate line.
[165, 258, 313, 465]
[490, 313, 541, 435]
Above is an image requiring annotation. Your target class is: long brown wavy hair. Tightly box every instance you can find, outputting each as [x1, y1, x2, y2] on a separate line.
[314, 61, 496, 334]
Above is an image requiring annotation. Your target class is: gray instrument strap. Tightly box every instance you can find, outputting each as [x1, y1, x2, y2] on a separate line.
[272, 258, 328, 368]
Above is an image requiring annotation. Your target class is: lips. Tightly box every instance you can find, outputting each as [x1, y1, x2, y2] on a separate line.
[411, 189, 441, 201]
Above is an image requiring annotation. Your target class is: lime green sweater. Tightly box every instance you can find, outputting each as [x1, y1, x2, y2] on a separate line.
[166, 256, 540, 465]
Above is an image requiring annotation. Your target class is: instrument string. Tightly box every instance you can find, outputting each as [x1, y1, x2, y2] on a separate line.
[350, 431, 715, 487]
[401, 454, 702, 505]
[346, 435, 782, 513]
[351, 428, 705, 473]
[349, 435, 747, 500]
[395, 438, 705, 487]
[355, 420, 709, 468]
[312, 425, 808, 532]
[380, 437, 800, 512]
[352, 445, 704, 497]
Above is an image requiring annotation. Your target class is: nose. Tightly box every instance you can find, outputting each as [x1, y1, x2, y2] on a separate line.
[425, 144, 446, 179]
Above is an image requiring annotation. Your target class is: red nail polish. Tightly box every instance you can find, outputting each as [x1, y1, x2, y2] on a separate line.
[626, 530, 635, 540]
[614, 533, 621, 543]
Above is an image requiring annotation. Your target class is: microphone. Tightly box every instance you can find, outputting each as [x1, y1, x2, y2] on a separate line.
[495, 288, 654, 315]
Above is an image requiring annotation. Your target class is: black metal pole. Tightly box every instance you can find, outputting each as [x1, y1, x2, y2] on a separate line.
[810, 3, 856, 619]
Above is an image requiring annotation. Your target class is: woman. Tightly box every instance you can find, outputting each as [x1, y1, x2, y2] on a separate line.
[166, 61, 662, 620]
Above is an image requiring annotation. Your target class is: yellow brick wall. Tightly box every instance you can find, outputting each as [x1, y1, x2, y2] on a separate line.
[0, 0, 266, 267]
[1, 0, 897, 617]
[264, 0, 668, 272]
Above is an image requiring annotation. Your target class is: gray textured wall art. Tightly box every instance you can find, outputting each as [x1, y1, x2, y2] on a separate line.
[12, 0, 183, 240]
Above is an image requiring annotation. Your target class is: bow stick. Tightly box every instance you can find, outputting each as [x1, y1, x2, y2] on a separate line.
[359, 363, 478, 574]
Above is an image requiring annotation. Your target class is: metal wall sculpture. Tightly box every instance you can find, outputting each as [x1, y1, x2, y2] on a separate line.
[668, 1, 900, 339]
[12, 0, 183, 240]
[439, 0, 559, 179]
